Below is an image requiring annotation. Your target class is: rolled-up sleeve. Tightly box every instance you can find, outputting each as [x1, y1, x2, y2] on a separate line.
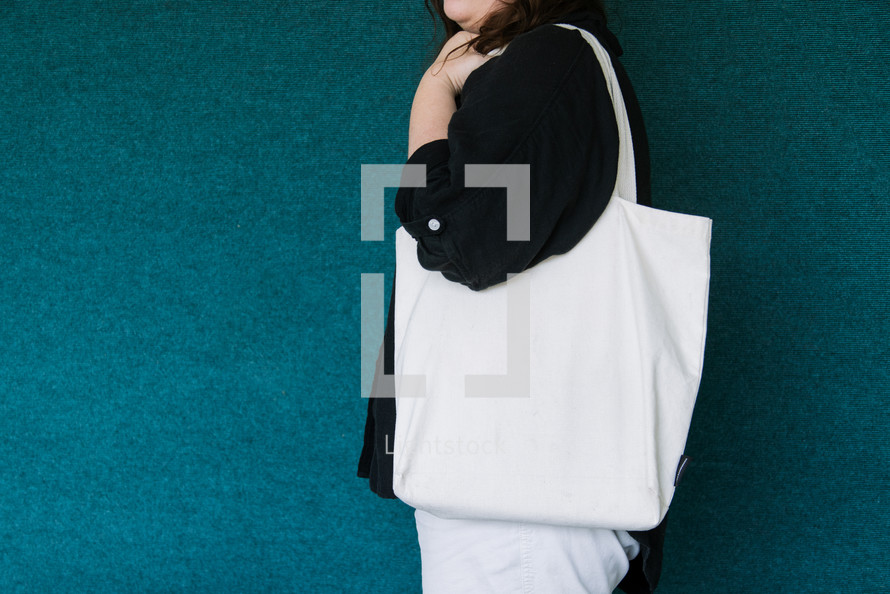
[394, 24, 621, 291]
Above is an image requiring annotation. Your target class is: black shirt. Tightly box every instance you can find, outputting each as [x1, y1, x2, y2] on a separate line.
[358, 11, 664, 593]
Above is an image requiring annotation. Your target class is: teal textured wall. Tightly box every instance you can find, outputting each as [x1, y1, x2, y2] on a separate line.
[1, 1, 887, 591]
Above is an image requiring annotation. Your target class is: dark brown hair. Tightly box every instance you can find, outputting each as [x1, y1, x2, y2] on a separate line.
[425, 0, 607, 55]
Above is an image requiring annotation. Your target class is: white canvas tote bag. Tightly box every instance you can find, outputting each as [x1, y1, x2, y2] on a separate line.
[391, 25, 712, 531]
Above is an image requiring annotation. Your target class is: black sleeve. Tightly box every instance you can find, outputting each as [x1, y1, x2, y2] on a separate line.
[394, 24, 620, 291]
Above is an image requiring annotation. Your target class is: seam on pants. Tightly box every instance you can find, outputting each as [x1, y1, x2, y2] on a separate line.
[519, 523, 534, 593]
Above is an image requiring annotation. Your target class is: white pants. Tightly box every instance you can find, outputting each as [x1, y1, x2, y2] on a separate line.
[415, 509, 640, 593]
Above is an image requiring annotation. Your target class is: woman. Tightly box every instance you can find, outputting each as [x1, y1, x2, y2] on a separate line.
[358, 1, 665, 591]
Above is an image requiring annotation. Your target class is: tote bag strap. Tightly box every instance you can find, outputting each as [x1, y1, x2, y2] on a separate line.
[555, 24, 637, 205]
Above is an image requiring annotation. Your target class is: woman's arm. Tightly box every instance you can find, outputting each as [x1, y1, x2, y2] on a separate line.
[407, 32, 492, 157]
[397, 25, 621, 291]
